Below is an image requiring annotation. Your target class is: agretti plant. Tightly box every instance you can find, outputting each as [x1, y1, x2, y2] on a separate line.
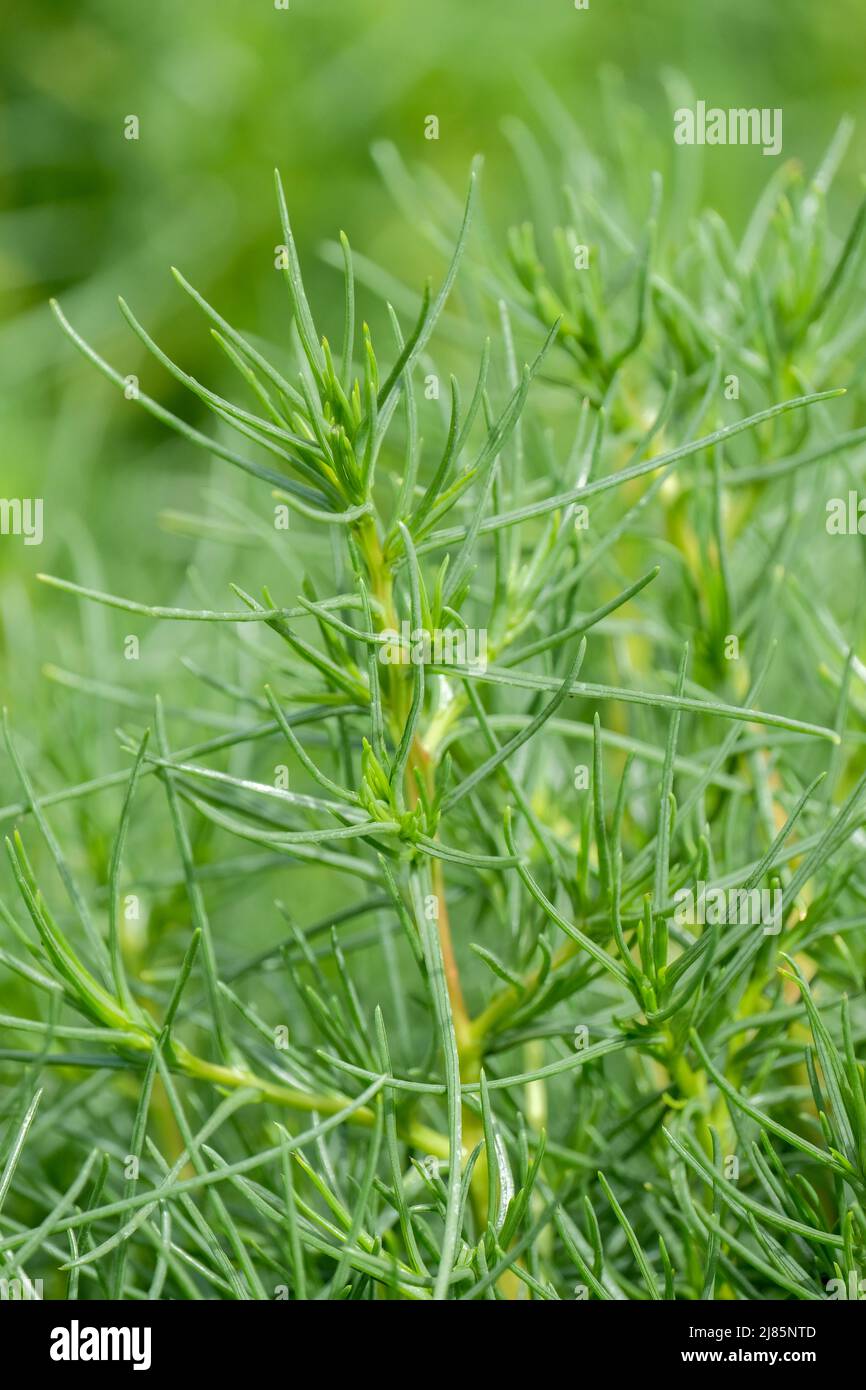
[3, 108, 866, 1300]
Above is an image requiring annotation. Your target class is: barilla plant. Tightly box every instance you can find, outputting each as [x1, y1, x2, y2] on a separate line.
[2, 105, 866, 1302]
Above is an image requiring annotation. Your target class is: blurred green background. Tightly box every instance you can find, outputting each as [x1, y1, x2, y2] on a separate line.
[3, 0, 865, 642]
[1, 0, 864, 899]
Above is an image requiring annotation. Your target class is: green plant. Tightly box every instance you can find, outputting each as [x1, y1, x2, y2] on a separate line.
[3, 112, 866, 1301]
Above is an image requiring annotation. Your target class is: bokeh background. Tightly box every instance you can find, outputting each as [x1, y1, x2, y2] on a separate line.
[3, 0, 866, 720]
[1, 0, 865, 975]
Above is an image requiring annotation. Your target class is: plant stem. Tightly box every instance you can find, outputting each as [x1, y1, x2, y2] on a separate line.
[173, 1039, 450, 1157]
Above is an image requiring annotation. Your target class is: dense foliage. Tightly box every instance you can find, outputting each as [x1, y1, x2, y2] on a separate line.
[3, 112, 866, 1301]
